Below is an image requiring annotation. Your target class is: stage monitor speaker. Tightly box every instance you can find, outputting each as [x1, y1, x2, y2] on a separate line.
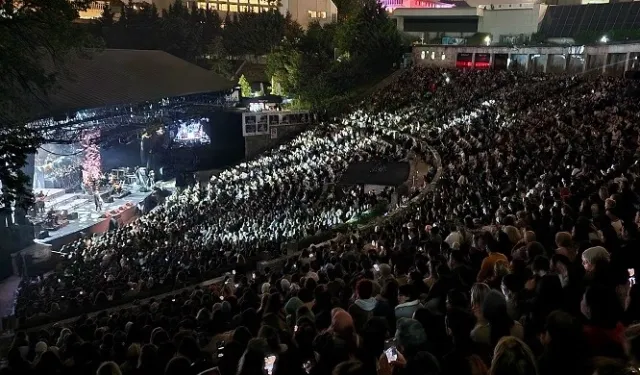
[37, 230, 49, 240]
[67, 212, 79, 220]
[105, 196, 115, 204]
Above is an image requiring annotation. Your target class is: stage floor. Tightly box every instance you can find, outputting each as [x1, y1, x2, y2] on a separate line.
[34, 180, 175, 247]
[35, 190, 153, 245]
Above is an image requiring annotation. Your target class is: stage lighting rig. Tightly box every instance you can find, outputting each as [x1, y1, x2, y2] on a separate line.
[27, 92, 230, 146]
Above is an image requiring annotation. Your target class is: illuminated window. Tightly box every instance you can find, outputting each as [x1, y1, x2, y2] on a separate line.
[240, 5, 248, 11]
[441, 53, 445, 60]
[219, 3, 228, 10]
[259, 0, 269, 5]
[430, 51, 435, 60]
[249, 0, 259, 4]
[308, 10, 317, 17]
[420, 51, 426, 60]
[230, 4, 238, 11]
[210, 3, 217, 9]
[319, 11, 327, 18]
[197, 1, 207, 9]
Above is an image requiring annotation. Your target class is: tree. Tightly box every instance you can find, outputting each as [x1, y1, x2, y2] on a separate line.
[238, 74, 252, 97]
[332, 0, 362, 21]
[271, 76, 283, 95]
[100, 4, 115, 26]
[335, 0, 402, 74]
[159, 0, 204, 61]
[201, 36, 232, 77]
[223, 10, 292, 57]
[266, 44, 301, 95]
[0, 0, 96, 207]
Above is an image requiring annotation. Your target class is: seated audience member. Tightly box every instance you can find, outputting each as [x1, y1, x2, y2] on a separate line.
[489, 337, 538, 375]
[349, 279, 377, 332]
[582, 284, 626, 358]
[471, 290, 524, 349]
[395, 285, 422, 319]
[441, 308, 488, 375]
[538, 310, 590, 375]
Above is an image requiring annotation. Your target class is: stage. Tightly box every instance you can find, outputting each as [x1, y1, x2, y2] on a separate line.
[29, 182, 173, 250]
[35, 190, 152, 248]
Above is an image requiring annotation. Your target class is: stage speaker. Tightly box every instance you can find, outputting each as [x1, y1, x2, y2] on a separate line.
[67, 212, 79, 220]
[139, 186, 150, 193]
[37, 230, 49, 240]
[105, 196, 114, 204]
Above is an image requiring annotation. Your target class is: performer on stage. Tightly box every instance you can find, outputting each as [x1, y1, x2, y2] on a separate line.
[33, 191, 48, 215]
[149, 170, 155, 187]
[93, 187, 103, 211]
[45, 208, 58, 227]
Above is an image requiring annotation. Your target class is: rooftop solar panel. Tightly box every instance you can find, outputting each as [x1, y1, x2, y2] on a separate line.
[539, 3, 640, 38]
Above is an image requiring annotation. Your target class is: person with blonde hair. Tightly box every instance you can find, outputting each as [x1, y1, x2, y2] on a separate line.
[119, 343, 140, 375]
[502, 226, 521, 246]
[472, 290, 524, 348]
[489, 336, 538, 375]
[581, 246, 610, 273]
[97, 361, 122, 375]
[470, 283, 491, 327]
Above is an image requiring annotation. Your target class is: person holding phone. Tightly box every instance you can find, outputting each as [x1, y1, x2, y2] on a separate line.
[378, 318, 430, 375]
[237, 347, 272, 375]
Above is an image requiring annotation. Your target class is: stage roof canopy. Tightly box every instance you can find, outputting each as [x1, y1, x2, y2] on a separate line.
[339, 161, 410, 187]
[30, 49, 234, 119]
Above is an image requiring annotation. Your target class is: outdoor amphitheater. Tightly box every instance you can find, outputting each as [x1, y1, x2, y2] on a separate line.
[3, 47, 640, 375]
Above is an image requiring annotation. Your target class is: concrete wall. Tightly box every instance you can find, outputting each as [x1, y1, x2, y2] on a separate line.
[392, 4, 548, 42]
[244, 123, 307, 160]
[282, 0, 337, 28]
[477, 4, 547, 42]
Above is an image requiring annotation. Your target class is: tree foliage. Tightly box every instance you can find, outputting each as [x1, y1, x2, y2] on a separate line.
[332, 0, 362, 21]
[238, 74, 252, 97]
[0, 0, 98, 207]
[266, 0, 402, 112]
[99, 2, 300, 63]
[335, 0, 402, 74]
[222, 10, 290, 56]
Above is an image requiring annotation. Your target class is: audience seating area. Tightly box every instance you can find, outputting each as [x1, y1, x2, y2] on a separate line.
[5, 67, 640, 375]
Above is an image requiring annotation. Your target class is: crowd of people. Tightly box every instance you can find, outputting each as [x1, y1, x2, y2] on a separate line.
[6, 66, 640, 375]
[15, 115, 422, 324]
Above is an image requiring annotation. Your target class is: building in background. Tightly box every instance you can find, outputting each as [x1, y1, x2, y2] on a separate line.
[280, 0, 337, 27]
[78, 0, 110, 19]
[412, 42, 640, 76]
[78, 0, 336, 28]
[390, 1, 547, 44]
[184, 0, 336, 28]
